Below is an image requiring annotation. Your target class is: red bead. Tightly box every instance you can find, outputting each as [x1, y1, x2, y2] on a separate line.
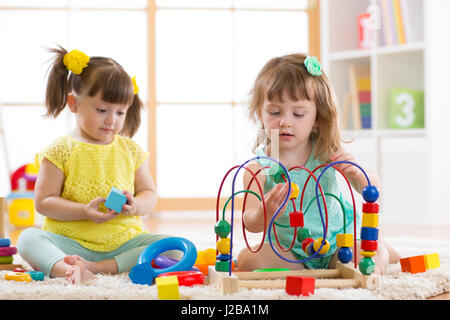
[289, 211, 304, 228]
[361, 240, 378, 251]
[301, 238, 314, 252]
[362, 202, 379, 213]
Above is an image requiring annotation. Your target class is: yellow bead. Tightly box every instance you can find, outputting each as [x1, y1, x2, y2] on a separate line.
[289, 183, 300, 200]
[361, 250, 376, 258]
[313, 238, 330, 255]
[216, 238, 231, 255]
[362, 213, 379, 228]
[336, 234, 354, 247]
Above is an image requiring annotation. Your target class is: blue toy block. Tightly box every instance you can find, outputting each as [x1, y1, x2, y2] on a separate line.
[361, 227, 378, 241]
[105, 187, 127, 213]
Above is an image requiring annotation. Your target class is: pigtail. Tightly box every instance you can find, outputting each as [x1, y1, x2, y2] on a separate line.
[120, 93, 143, 138]
[45, 45, 70, 118]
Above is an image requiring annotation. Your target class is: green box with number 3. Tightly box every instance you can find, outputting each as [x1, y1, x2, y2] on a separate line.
[388, 88, 424, 129]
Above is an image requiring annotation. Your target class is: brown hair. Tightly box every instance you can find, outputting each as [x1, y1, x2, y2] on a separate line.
[248, 53, 341, 162]
[45, 45, 143, 137]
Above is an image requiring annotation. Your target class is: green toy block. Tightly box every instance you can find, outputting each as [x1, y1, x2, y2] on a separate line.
[388, 88, 424, 129]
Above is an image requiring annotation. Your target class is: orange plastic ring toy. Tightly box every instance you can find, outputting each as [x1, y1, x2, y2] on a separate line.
[157, 271, 205, 287]
[5, 272, 32, 282]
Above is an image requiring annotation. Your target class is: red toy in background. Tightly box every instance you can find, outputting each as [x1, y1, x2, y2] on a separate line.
[358, 12, 375, 49]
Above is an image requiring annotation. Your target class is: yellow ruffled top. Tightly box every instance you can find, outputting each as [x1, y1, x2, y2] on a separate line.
[35, 134, 149, 252]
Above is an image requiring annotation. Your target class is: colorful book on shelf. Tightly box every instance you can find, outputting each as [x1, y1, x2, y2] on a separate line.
[380, 0, 395, 45]
[358, 81, 372, 129]
[393, 0, 406, 44]
[380, 0, 409, 45]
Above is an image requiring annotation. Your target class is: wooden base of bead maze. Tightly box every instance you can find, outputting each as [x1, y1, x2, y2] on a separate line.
[0, 263, 23, 271]
[208, 262, 380, 295]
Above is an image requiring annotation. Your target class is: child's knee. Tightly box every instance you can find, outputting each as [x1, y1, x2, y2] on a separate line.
[17, 228, 46, 256]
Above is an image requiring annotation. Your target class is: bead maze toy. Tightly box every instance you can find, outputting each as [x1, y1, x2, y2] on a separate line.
[209, 156, 381, 295]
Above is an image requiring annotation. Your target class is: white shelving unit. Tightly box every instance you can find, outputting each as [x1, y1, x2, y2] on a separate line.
[320, 0, 450, 226]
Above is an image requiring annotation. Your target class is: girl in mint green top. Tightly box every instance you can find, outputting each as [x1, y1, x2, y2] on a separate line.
[236, 54, 399, 274]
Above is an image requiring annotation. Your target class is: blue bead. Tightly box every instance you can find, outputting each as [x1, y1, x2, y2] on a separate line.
[361, 227, 379, 241]
[337, 247, 353, 263]
[217, 254, 231, 261]
[362, 185, 379, 203]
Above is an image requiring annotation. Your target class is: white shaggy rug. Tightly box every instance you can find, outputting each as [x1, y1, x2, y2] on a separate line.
[0, 236, 449, 300]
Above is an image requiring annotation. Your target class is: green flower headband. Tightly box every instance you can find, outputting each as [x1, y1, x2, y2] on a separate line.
[304, 56, 322, 76]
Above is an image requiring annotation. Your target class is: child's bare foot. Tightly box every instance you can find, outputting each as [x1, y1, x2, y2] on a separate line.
[64, 255, 95, 284]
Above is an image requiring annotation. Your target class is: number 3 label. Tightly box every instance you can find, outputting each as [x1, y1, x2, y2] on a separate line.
[395, 92, 415, 127]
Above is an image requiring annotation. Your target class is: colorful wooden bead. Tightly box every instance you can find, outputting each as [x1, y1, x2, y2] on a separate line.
[336, 233, 353, 247]
[5, 272, 32, 282]
[296, 228, 311, 243]
[362, 212, 379, 228]
[359, 257, 376, 275]
[337, 247, 353, 263]
[289, 211, 304, 228]
[215, 260, 231, 272]
[0, 256, 13, 264]
[361, 227, 378, 241]
[268, 164, 286, 184]
[361, 240, 378, 251]
[301, 238, 314, 252]
[0, 246, 17, 256]
[313, 238, 330, 255]
[362, 202, 379, 213]
[216, 238, 231, 255]
[289, 183, 300, 200]
[25, 271, 44, 281]
[214, 220, 231, 238]
[362, 185, 379, 203]
[361, 250, 376, 258]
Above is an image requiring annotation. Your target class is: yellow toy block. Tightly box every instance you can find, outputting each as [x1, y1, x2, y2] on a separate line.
[217, 238, 230, 255]
[155, 275, 180, 300]
[336, 234, 353, 247]
[362, 212, 379, 228]
[424, 253, 440, 270]
[289, 183, 300, 200]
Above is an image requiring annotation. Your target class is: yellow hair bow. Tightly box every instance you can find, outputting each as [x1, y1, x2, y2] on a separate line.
[63, 49, 89, 75]
[131, 76, 139, 95]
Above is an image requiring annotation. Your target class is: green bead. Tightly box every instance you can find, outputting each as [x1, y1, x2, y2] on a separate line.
[267, 163, 286, 184]
[359, 257, 376, 275]
[214, 220, 231, 238]
[215, 260, 231, 272]
[296, 228, 312, 243]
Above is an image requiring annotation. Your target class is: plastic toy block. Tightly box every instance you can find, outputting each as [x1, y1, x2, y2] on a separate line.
[360, 227, 378, 241]
[400, 255, 426, 274]
[285, 276, 315, 296]
[361, 240, 378, 251]
[289, 183, 300, 200]
[362, 213, 379, 228]
[289, 211, 304, 228]
[104, 187, 127, 213]
[336, 233, 353, 247]
[362, 202, 379, 213]
[424, 253, 440, 270]
[155, 275, 180, 300]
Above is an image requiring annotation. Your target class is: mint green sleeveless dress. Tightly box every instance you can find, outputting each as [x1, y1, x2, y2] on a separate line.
[254, 144, 361, 269]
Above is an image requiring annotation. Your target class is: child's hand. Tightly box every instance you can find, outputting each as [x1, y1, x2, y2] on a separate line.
[260, 183, 291, 219]
[83, 197, 116, 224]
[106, 190, 137, 216]
[329, 148, 359, 177]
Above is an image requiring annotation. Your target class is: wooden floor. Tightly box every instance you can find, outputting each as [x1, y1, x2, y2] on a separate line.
[6, 210, 450, 300]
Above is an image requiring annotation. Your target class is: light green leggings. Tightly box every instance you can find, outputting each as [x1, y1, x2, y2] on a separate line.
[17, 228, 179, 276]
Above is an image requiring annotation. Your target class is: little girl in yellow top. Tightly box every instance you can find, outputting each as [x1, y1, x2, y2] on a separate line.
[17, 46, 174, 284]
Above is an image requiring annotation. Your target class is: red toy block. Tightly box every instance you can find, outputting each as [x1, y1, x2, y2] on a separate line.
[400, 255, 426, 274]
[285, 276, 315, 296]
[361, 240, 378, 251]
[289, 211, 304, 228]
